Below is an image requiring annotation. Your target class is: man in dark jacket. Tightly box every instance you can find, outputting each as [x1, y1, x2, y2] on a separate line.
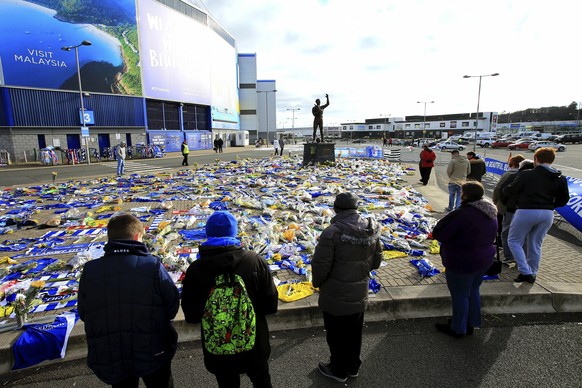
[78, 214, 179, 388]
[181, 211, 278, 388]
[502, 148, 570, 283]
[496, 157, 531, 263]
[312, 193, 383, 383]
[466, 151, 487, 182]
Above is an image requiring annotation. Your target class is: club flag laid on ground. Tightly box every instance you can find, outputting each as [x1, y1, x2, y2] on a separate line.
[12, 311, 78, 370]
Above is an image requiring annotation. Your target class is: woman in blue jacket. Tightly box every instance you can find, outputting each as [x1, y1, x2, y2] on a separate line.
[432, 181, 498, 338]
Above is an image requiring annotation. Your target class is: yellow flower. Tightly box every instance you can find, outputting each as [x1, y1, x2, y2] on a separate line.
[30, 280, 45, 289]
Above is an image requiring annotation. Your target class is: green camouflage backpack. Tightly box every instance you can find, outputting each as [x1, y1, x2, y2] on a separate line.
[202, 273, 257, 355]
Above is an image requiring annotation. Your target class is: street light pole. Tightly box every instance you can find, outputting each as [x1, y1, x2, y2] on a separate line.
[463, 73, 499, 151]
[62, 40, 92, 164]
[417, 101, 434, 142]
[257, 90, 277, 143]
[286, 107, 300, 129]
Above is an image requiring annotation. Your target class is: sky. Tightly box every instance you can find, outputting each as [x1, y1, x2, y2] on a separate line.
[202, 0, 581, 128]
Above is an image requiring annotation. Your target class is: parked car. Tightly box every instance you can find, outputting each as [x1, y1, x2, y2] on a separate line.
[352, 139, 367, 143]
[532, 133, 557, 140]
[435, 141, 465, 151]
[491, 138, 513, 148]
[528, 141, 567, 152]
[476, 138, 496, 148]
[507, 139, 535, 150]
[412, 138, 439, 147]
[555, 134, 582, 144]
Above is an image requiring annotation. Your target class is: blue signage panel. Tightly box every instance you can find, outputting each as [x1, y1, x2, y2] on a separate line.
[79, 109, 95, 125]
[556, 176, 582, 233]
[484, 158, 508, 176]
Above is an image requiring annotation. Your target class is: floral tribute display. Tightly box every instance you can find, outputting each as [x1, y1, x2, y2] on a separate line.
[1, 156, 439, 331]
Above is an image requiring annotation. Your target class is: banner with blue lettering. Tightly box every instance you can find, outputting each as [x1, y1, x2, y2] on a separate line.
[556, 176, 582, 233]
[484, 158, 508, 176]
[485, 158, 582, 233]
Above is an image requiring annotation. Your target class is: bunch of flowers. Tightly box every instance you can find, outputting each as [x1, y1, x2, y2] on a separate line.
[13, 280, 45, 322]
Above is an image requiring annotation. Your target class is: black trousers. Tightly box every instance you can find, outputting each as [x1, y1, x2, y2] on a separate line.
[214, 360, 272, 388]
[323, 311, 364, 378]
[111, 361, 173, 388]
[419, 166, 433, 184]
[182, 154, 188, 166]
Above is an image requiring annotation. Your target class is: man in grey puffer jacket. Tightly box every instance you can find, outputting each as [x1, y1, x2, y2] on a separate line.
[312, 192, 383, 383]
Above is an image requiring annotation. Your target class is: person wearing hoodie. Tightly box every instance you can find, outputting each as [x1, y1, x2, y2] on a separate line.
[78, 214, 179, 387]
[492, 154, 525, 262]
[497, 158, 533, 263]
[432, 181, 498, 339]
[466, 151, 487, 182]
[181, 211, 278, 388]
[312, 192, 383, 383]
[419, 144, 436, 185]
[445, 150, 471, 211]
[502, 148, 570, 284]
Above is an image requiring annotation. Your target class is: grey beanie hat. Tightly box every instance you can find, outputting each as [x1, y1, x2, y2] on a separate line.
[334, 192, 359, 210]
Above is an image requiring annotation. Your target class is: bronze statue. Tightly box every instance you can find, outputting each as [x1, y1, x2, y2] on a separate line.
[312, 94, 330, 142]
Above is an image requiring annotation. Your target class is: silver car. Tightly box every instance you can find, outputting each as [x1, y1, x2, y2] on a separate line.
[436, 141, 465, 152]
[528, 141, 567, 152]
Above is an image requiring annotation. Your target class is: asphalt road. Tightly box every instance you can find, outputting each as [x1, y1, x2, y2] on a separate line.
[1, 313, 581, 387]
[1, 143, 581, 187]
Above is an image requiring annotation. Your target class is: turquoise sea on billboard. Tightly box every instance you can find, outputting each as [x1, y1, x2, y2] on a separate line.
[0, 0, 124, 93]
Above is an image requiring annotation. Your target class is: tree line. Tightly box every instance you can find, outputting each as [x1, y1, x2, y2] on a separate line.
[499, 102, 580, 123]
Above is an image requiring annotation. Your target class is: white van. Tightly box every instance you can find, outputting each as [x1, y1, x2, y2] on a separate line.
[516, 131, 539, 138]
[461, 131, 497, 141]
[532, 133, 555, 140]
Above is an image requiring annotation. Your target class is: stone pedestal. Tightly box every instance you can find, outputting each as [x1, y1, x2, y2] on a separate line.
[302, 143, 335, 166]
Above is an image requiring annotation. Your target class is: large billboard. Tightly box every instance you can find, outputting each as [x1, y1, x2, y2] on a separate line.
[0, 0, 239, 128]
[138, 0, 211, 104]
[0, 0, 142, 95]
[208, 26, 239, 130]
[138, 0, 239, 129]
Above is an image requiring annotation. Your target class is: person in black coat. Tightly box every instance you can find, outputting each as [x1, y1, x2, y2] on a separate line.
[181, 211, 278, 388]
[311, 193, 383, 382]
[78, 214, 179, 388]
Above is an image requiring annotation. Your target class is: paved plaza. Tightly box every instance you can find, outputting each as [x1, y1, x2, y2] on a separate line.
[0, 145, 581, 374]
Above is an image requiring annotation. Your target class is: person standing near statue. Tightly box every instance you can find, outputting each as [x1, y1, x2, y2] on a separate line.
[312, 94, 330, 142]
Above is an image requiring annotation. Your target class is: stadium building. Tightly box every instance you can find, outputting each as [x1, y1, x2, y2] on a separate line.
[0, 0, 269, 164]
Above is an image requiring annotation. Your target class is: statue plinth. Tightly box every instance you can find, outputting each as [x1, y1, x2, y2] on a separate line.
[302, 142, 335, 166]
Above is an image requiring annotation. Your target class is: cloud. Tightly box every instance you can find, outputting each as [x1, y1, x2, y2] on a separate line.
[203, 0, 582, 127]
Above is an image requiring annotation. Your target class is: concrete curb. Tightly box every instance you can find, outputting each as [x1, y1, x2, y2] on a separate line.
[3, 282, 581, 375]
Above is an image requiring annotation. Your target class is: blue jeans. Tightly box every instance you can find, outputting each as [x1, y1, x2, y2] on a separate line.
[117, 158, 125, 175]
[445, 269, 487, 334]
[448, 183, 461, 209]
[508, 209, 553, 276]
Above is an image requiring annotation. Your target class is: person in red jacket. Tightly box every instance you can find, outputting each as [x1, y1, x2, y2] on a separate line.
[419, 145, 436, 185]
